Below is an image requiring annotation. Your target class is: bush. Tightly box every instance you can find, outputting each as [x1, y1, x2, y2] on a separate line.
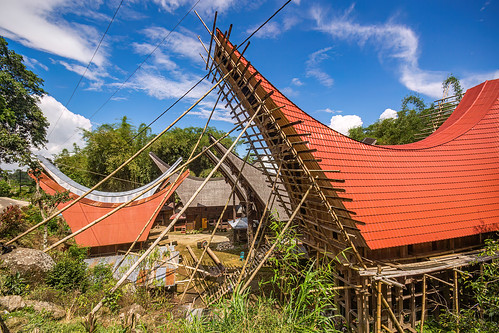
[1, 272, 29, 296]
[0, 205, 26, 238]
[46, 246, 89, 292]
[0, 179, 11, 196]
[88, 263, 114, 290]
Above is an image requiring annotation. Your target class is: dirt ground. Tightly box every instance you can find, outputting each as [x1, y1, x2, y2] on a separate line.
[148, 226, 245, 267]
[0, 197, 29, 211]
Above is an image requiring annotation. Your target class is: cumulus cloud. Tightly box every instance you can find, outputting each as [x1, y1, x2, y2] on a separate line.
[306, 47, 334, 87]
[0, 0, 105, 66]
[329, 114, 363, 135]
[35, 95, 92, 157]
[379, 108, 398, 120]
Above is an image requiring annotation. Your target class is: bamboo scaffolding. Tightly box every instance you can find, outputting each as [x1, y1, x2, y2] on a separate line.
[234, 161, 284, 290]
[178, 150, 253, 303]
[7, 71, 232, 246]
[239, 184, 313, 294]
[113, 91, 223, 273]
[89, 102, 264, 316]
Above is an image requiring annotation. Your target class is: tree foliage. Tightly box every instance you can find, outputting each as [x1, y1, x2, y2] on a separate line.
[0, 37, 48, 166]
[348, 94, 432, 145]
[348, 75, 463, 145]
[54, 117, 237, 191]
[443, 74, 463, 101]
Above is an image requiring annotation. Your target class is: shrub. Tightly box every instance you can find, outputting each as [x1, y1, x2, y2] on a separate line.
[0, 205, 26, 238]
[1, 272, 29, 296]
[46, 246, 89, 292]
[0, 179, 11, 196]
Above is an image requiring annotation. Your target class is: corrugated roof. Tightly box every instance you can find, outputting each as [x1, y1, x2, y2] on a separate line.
[219, 34, 499, 250]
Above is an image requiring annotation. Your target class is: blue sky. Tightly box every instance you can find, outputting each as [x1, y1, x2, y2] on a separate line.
[1, 0, 498, 162]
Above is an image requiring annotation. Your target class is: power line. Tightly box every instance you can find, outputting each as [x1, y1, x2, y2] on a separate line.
[87, 0, 203, 121]
[129, 0, 294, 143]
[48, 0, 125, 139]
[62, 0, 203, 144]
[62, 0, 293, 155]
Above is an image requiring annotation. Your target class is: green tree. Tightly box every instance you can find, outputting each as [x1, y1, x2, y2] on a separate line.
[442, 74, 463, 101]
[0, 37, 48, 166]
[151, 126, 236, 177]
[54, 117, 238, 191]
[348, 94, 430, 145]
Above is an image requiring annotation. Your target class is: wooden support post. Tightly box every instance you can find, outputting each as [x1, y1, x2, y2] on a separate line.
[362, 277, 370, 333]
[397, 280, 404, 327]
[387, 281, 393, 331]
[376, 267, 382, 333]
[454, 269, 459, 333]
[411, 280, 416, 328]
[381, 294, 404, 333]
[239, 184, 313, 294]
[420, 274, 426, 333]
[345, 269, 351, 324]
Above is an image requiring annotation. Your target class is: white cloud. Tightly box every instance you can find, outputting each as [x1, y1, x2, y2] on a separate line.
[379, 108, 398, 120]
[310, 5, 499, 98]
[58, 60, 110, 90]
[139, 27, 204, 65]
[306, 47, 334, 87]
[152, 0, 235, 15]
[247, 21, 282, 39]
[291, 77, 304, 86]
[35, 95, 92, 157]
[190, 107, 234, 123]
[0, 0, 105, 66]
[22, 55, 49, 71]
[246, 15, 300, 39]
[128, 70, 211, 101]
[281, 87, 298, 97]
[329, 114, 363, 135]
[320, 108, 342, 114]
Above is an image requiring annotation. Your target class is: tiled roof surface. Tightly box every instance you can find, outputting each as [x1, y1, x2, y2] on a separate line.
[221, 34, 499, 250]
[38, 171, 188, 247]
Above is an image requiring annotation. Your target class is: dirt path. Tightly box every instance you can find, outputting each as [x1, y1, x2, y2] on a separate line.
[0, 197, 29, 211]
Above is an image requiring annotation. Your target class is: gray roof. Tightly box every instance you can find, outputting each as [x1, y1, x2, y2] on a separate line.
[149, 152, 240, 207]
[207, 137, 289, 220]
[37, 155, 181, 203]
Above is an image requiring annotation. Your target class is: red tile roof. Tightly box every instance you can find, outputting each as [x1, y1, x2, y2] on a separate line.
[38, 171, 189, 247]
[220, 34, 499, 250]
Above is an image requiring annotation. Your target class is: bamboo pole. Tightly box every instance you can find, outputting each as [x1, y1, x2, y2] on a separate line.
[420, 274, 426, 333]
[239, 184, 313, 294]
[89, 102, 264, 316]
[376, 267, 382, 333]
[7, 71, 232, 246]
[234, 161, 283, 290]
[113, 90, 222, 273]
[178, 150, 252, 303]
[381, 294, 404, 333]
[454, 269, 459, 333]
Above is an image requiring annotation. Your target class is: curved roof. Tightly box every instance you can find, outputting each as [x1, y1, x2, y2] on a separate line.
[37, 155, 182, 203]
[217, 33, 499, 250]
